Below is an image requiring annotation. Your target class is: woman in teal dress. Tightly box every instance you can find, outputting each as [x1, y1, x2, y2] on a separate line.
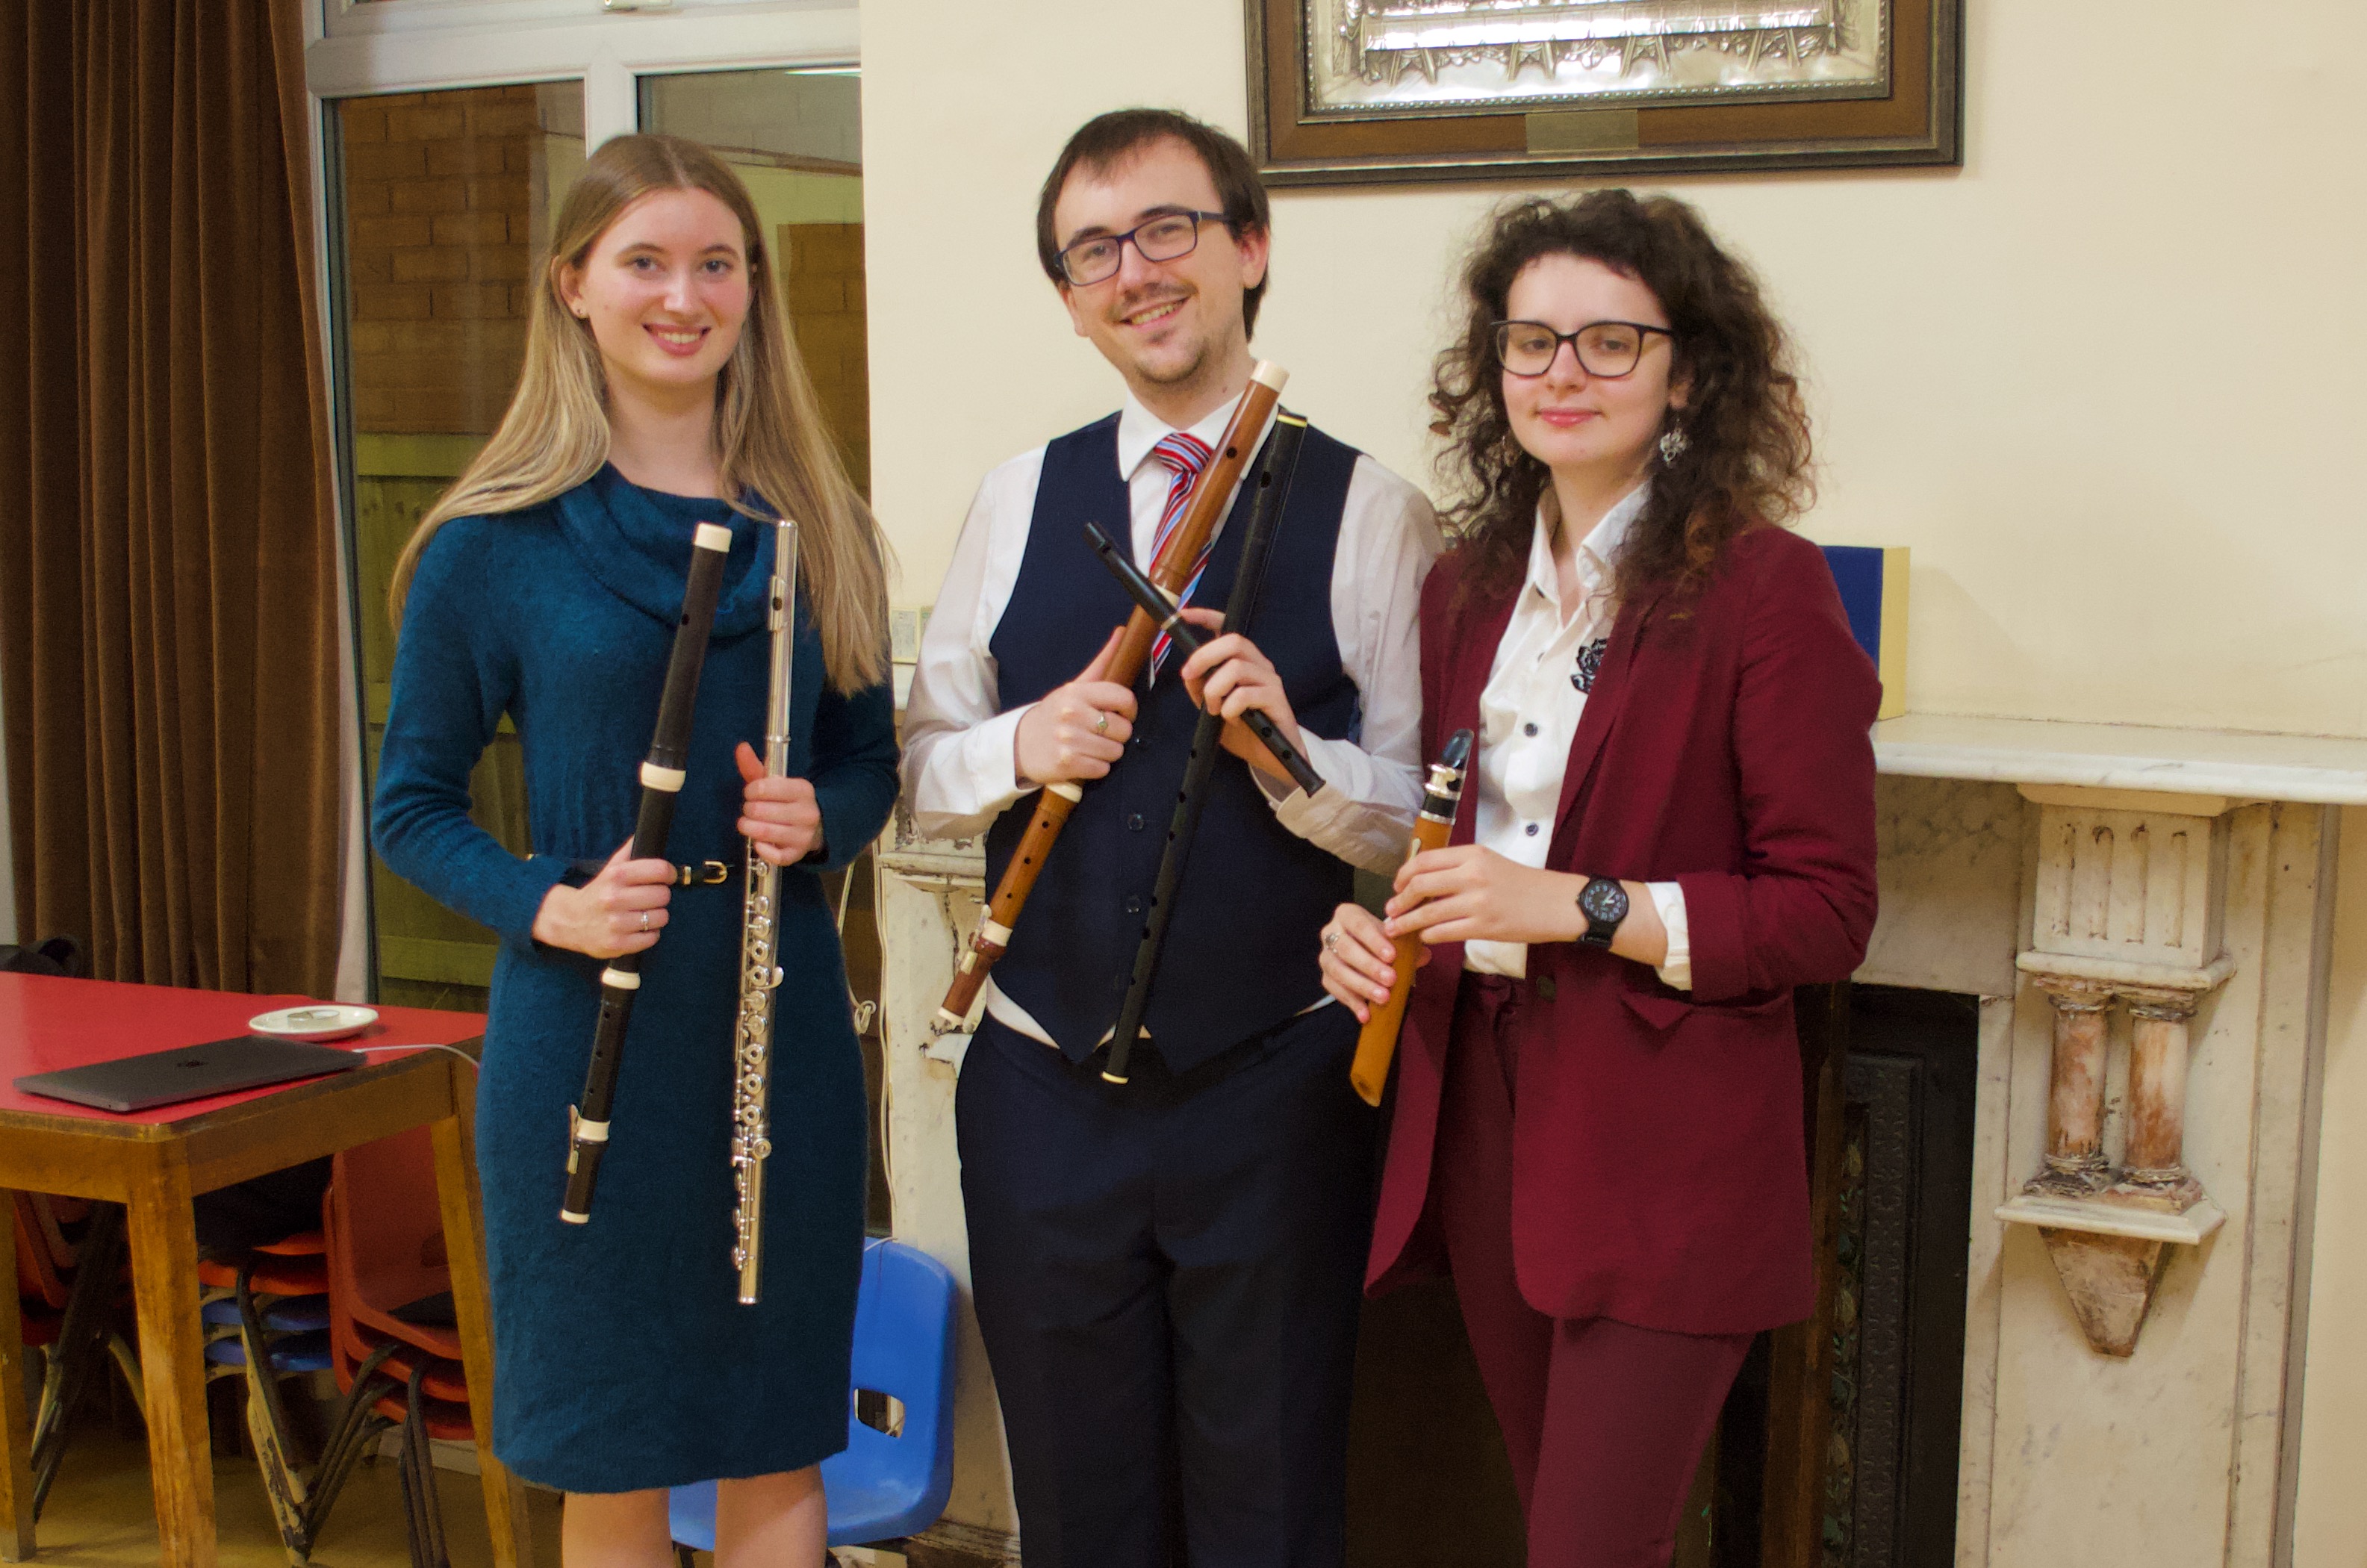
[372, 134, 895, 1568]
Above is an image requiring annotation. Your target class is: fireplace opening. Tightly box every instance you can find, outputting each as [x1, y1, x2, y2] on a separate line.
[1712, 983, 1980, 1567]
[1343, 982, 1981, 1568]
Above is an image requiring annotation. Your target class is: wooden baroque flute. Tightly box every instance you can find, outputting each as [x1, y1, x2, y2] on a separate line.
[1346, 728, 1475, 1107]
[931, 360, 1290, 1035]
[730, 517, 798, 1304]
[562, 521, 733, 1225]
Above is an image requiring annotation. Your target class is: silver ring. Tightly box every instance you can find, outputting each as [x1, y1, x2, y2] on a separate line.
[1322, 930, 1338, 952]
[638, 911, 651, 933]
[1093, 711, 1110, 736]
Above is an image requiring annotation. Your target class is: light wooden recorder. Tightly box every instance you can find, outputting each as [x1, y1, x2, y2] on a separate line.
[1347, 728, 1475, 1107]
[931, 361, 1289, 1034]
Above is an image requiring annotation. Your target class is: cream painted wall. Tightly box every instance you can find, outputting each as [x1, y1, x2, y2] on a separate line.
[2294, 806, 2367, 1566]
[858, 0, 2367, 1555]
[862, 0, 2367, 738]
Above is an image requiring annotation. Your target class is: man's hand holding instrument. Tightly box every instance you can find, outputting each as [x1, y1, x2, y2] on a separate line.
[1080, 520, 1325, 797]
[932, 361, 1290, 1035]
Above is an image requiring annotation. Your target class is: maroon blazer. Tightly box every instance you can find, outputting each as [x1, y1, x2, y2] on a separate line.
[1365, 523, 1880, 1336]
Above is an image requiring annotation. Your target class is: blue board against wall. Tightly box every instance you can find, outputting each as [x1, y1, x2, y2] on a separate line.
[1819, 544, 1908, 720]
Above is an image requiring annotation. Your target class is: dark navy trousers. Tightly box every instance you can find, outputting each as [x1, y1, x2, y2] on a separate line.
[956, 1005, 1376, 1568]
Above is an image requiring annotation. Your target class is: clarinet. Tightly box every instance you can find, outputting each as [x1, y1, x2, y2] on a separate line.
[730, 517, 798, 1304]
[1346, 728, 1475, 1107]
[560, 521, 733, 1226]
[1092, 412, 1311, 1086]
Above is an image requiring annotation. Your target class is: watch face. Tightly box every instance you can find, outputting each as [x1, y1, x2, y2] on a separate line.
[1580, 878, 1629, 924]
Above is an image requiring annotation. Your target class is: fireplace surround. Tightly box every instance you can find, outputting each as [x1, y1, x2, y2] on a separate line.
[872, 711, 2362, 1568]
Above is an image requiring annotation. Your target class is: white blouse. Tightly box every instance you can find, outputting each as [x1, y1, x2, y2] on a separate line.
[1463, 484, 1691, 988]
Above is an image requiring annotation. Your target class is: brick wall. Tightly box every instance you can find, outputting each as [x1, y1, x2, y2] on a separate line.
[783, 221, 871, 496]
[340, 86, 541, 435]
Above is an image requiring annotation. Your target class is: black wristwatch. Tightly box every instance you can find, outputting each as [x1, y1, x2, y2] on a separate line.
[1576, 877, 1629, 948]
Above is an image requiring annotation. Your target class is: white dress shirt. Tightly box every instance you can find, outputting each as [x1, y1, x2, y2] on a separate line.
[903, 391, 1443, 1044]
[1464, 483, 1692, 988]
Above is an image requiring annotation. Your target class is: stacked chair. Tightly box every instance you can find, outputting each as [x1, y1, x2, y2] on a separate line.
[198, 1226, 348, 1563]
[211, 1126, 473, 1568]
[668, 1237, 959, 1564]
[12, 1193, 137, 1522]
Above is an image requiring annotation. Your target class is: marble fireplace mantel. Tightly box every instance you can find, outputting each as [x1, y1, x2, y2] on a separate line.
[1856, 712, 2344, 1567]
[1873, 711, 2367, 804]
[872, 711, 2351, 1567]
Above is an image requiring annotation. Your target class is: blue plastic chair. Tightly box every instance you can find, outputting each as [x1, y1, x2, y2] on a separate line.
[670, 1239, 959, 1551]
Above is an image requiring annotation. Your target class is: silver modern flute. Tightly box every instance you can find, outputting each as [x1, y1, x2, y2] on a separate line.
[730, 517, 798, 1304]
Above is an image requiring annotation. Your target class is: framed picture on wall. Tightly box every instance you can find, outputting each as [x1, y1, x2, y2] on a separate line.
[1246, 0, 1961, 185]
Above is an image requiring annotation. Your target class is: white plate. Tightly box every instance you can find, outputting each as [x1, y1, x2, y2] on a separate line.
[249, 1004, 379, 1042]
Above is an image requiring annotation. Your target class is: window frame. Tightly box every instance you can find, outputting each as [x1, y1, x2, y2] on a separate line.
[299, 0, 861, 999]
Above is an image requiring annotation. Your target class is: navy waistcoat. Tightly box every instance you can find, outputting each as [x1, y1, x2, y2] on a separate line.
[985, 414, 1361, 1071]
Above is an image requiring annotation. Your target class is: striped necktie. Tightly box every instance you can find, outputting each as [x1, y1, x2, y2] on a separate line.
[1144, 429, 1214, 679]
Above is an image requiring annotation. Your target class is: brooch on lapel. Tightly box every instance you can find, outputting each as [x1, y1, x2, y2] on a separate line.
[1572, 638, 1609, 693]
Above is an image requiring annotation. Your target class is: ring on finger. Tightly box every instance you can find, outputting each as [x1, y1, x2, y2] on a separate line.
[1093, 711, 1110, 736]
[638, 910, 651, 933]
[1322, 930, 1338, 952]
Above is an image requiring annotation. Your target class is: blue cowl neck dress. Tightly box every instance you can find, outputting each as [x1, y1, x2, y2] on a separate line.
[372, 464, 898, 1492]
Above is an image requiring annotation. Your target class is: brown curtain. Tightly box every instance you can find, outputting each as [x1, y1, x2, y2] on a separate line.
[0, 0, 340, 995]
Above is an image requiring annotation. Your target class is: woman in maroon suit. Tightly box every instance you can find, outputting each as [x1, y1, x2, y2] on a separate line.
[1319, 191, 1879, 1567]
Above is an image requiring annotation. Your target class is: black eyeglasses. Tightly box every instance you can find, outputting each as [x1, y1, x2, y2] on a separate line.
[1491, 319, 1674, 379]
[1056, 211, 1231, 287]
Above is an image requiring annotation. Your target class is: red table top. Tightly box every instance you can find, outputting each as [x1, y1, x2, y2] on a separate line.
[0, 973, 485, 1127]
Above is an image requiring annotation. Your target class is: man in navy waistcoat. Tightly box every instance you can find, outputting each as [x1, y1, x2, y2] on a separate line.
[902, 108, 1440, 1567]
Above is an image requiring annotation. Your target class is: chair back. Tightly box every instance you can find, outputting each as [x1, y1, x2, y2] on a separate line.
[668, 1238, 959, 1552]
[13, 1195, 70, 1312]
[842, 1239, 958, 1498]
[327, 1127, 460, 1362]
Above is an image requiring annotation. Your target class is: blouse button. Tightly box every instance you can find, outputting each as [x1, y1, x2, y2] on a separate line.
[1525, 823, 1540, 837]
[1522, 722, 1539, 737]
[1125, 895, 1144, 915]
[1127, 813, 1145, 831]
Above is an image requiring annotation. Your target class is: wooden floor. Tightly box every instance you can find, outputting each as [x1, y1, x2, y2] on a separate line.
[22, 1431, 564, 1567]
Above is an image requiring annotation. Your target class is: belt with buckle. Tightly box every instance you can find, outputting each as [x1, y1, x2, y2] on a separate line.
[556, 856, 738, 888]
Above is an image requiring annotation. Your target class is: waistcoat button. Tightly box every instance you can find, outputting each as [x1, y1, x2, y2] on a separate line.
[1127, 814, 1145, 831]
[1125, 895, 1144, 915]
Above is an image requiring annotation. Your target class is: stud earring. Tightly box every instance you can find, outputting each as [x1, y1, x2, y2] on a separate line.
[1658, 424, 1689, 464]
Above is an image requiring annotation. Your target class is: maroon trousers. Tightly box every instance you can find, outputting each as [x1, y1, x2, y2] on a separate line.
[1437, 975, 1754, 1568]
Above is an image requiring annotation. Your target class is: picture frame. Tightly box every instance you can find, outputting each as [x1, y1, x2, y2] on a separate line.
[1246, 0, 1962, 187]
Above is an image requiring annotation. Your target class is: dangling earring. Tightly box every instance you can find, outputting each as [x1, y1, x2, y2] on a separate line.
[1658, 423, 1689, 465]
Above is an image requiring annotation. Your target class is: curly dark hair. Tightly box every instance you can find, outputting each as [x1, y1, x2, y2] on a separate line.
[1430, 190, 1813, 605]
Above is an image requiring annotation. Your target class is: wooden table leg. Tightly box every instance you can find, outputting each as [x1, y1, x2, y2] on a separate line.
[125, 1151, 214, 1568]
[1, 1193, 37, 1561]
[431, 1071, 535, 1568]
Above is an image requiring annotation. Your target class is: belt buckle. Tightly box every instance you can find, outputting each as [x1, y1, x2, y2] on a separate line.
[679, 860, 730, 886]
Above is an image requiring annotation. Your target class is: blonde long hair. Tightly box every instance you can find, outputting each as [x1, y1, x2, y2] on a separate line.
[388, 133, 889, 694]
